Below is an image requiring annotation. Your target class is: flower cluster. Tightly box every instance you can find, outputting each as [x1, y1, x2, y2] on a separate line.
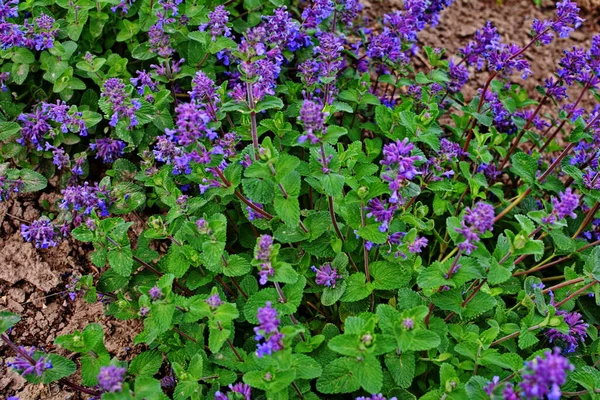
[298, 99, 328, 144]
[21, 217, 60, 249]
[542, 188, 579, 224]
[255, 235, 275, 285]
[60, 182, 112, 223]
[545, 310, 589, 352]
[311, 263, 341, 287]
[90, 138, 126, 164]
[456, 202, 495, 254]
[215, 383, 252, 400]
[0, 176, 23, 201]
[101, 78, 141, 128]
[97, 365, 126, 393]
[6, 347, 53, 376]
[254, 302, 285, 358]
[518, 348, 574, 399]
[380, 138, 422, 203]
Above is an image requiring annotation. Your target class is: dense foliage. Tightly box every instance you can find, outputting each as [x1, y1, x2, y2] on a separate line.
[1, 0, 600, 399]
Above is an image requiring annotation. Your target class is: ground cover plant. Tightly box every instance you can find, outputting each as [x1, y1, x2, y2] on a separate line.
[1, 0, 600, 398]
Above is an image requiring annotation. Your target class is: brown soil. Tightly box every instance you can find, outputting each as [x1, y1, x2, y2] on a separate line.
[1, 1, 599, 399]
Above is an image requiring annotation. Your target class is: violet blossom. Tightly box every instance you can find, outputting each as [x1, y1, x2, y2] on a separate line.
[254, 301, 284, 357]
[255, 235, 275, 285]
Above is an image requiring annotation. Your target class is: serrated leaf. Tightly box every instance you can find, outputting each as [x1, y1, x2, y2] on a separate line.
[371, 261, 411, 290]
[340, 273, 373, 302]
[274, 195, 300, 227]
[129, 350, 163, 376]
[385, 352, 415, 388]
[316, 357, 361, 394]
[107, 246, 133, 276]
[510, 153, 538, 185]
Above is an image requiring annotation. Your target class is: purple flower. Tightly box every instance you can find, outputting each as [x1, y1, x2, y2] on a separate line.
[464, 202, 495, 233]
[408, 236, 428, 253]
[380, 139, 422, 203]
[255, 235, 274, 285]
[139, 307, 150, 316]
[553, 188, 579, 220]
[254, 302, 284, 357]
[205, 293, 223, 309]
[16, 107, 52, 150]
[21, 218, 59, 248]
[247, 201, 265, 221]
[365, 198, 397, 232]
[166, 102, 214, 146]
[130, 70, 157, 95]
[456, 202, 494, 255]
[101, 78, 141, 128]
[149, 286, 163, 300]
[190, 71, 219, 114]
[90, 138, 126, 164]
[0, 0, 19, 21]
[201, 5, 231, 41]
[356, 394, 398, 400]
[459, 21, 501, 70]
[546, 310, 589, 352]
[7, 347, 53, 376]
[0, 71, 9, 91]
[45, 143, 70, 170]
[311, 263, 341, 287]
[215, 383, 252, 400]
[402, 318, 414, 330]
[148, 24, 174, 57]
[61, 182, 112, 219]
[553, 0, 583, 39]
[301, 0, 335, 29]
[447, 59, 469, 93]
[0, 177, 23, 201]
[298, 99, 327, 144]
[543, 188, 579, 224]
[25, 14, 58, 51]
[519, 348, 573, 400]
[160, 372, 175, 388]
[97, 365, 126, 393]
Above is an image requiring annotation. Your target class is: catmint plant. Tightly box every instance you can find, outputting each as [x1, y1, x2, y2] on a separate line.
[1, 0, 600, 398]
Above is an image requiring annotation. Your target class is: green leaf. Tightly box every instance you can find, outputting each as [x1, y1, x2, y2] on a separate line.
[20, 169, 48, 192]
[0, 122, 21, 141]
[208, 36, 237, 54]
[55, 323, 104, 353]
[385, 352, 415, 388]
[322, 279, 346, 306]
[0, 311, 20, 335]
[129, 350, 163, 376]
[274, 195, 300, 227]
[371, 261, 411, 290]
[292, 354, 322, 379]
[321, 173, 345, 197]
[396, 329, 441, 352]
[151, 303, 175, 334]
[340, 273, 373, 302]
[356, 355, 383, 394]
[510, 153, 538, 185]
[357, 224, 388, 244]
[256, 96, 284, 112]
[107, 246, 133, 276]
[316, 357, 361, 394]
[223, 255, 252, 277]
[328, 334, 362, 357]
[242, 177, 275, 203]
